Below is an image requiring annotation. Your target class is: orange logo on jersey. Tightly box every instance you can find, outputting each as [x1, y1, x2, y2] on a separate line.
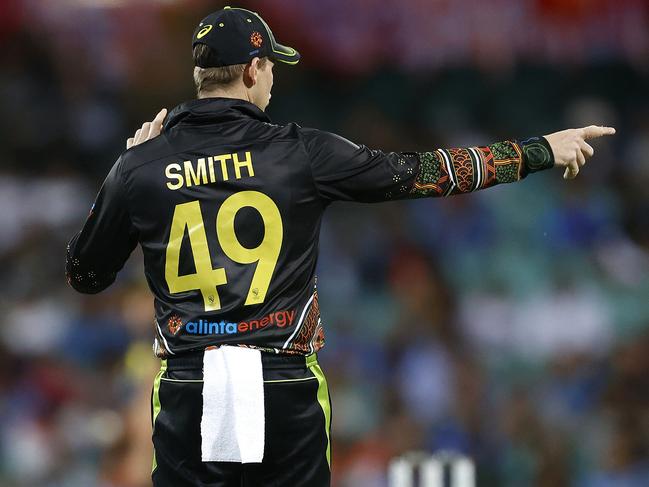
[167, 315, 183, 335]
[250, 31, 263, 48]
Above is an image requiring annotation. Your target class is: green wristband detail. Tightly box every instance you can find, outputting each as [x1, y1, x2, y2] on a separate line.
[520, 137, 554, 173]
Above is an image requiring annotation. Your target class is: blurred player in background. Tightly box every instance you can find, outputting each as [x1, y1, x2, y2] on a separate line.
[66, 6, 615, 487]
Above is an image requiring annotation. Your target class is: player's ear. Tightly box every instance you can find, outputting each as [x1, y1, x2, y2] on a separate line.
[243, 58, 261, 88]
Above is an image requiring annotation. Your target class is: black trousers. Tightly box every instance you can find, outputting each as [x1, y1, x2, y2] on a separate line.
[150, 351, 332, 487]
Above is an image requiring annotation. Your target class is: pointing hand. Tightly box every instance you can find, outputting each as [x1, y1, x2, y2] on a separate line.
[544, 125, 616, 180]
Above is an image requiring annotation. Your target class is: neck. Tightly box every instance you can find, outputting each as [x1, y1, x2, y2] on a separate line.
[198, 85, 251, 103]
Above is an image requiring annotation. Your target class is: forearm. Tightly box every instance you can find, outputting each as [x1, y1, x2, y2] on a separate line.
[409, 136, 554, 198]
[65, 158, 139, 294]
[66, 232, 118, 294]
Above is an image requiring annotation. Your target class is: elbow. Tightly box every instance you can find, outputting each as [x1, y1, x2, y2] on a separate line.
[66, 243, 117, 293]
[67, 278, 108, 294]
[65, 266, 116, 294]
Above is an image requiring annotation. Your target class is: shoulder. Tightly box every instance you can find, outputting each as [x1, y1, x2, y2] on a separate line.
[117, 135, 172, 175]
[297, 126, 357, 146]
[298, 127, 362, 158]
[245, 120, 356, 147]
[242, 119, 306, 143]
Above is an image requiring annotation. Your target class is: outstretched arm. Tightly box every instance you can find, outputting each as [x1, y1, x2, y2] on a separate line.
[409, 137, 550, 199]
[304, 125, 615, 203]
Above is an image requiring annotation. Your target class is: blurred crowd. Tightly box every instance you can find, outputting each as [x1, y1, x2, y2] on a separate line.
[1, 1, 648, 486]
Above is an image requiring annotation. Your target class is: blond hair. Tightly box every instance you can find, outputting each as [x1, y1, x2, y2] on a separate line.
[193, 44, 267, 96]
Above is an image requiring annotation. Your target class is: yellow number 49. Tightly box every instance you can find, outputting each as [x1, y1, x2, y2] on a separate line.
[164, 191, 283, 311]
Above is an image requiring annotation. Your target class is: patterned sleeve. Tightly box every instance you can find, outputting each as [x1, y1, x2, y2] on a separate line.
[409, 137, 554, 198]
[303, 128, 554, 203]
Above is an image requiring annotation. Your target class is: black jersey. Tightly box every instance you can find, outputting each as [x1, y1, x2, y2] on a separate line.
[66, 97, 554, 357]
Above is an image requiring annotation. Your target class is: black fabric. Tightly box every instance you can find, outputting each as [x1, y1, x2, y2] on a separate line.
[151, 354, 331, 487]
[192, 7, 300, 67]
[65, 161, 139, 293]
[66, 97, 552, 358]
[66, 97, 422, 357]
[166, 349, 312, 371]
[520, 136, 555, 173]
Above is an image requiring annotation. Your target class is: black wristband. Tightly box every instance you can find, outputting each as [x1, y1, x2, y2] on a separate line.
[519, 136, 555, 173]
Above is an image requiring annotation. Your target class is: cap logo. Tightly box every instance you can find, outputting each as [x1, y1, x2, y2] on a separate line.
[250, 31, 263, 48]
[197, 25, 213, 39]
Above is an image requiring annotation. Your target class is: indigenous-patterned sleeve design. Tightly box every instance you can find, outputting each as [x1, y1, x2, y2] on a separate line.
[303, 128, 554, 203]
[410, 137, 554, 198]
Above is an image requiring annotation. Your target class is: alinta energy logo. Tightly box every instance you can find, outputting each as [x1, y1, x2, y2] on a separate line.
[167, 309, 296, 336]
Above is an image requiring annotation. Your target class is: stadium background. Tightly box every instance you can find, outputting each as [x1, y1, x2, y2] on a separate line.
[1, 0, 648, 485]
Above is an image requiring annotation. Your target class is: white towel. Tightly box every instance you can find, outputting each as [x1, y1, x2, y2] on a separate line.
[201, 345, 265, 463]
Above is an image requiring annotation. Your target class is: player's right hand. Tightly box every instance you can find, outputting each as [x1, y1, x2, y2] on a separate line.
[126, 108, 168, 149]
[544, 125, 615, 180]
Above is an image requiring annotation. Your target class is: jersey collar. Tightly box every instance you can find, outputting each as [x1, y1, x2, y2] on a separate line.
[164, 97, 271, 130]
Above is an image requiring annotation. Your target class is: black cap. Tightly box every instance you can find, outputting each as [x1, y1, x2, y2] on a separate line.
[192, 6, 300, 68]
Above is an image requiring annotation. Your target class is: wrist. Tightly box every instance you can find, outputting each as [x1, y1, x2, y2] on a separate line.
[519, 136, 555, 174]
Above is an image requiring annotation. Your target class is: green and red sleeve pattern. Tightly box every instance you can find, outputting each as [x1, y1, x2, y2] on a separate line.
[304, 129, 554, 204]
[409, 137, 554, 198]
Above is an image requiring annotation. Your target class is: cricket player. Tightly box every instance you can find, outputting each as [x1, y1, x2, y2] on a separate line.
[66, 6, 615, 487]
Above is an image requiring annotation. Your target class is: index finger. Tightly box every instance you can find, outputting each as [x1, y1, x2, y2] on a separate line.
[581, 125, 616, 140]
[152, 108, 167, 128]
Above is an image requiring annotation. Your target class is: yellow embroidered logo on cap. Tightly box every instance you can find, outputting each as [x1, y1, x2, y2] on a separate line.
[197, 25, 213, 39]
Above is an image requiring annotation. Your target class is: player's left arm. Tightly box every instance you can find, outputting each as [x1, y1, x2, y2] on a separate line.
[66, 157, 138, 294]
[66, 108, 167, 294]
